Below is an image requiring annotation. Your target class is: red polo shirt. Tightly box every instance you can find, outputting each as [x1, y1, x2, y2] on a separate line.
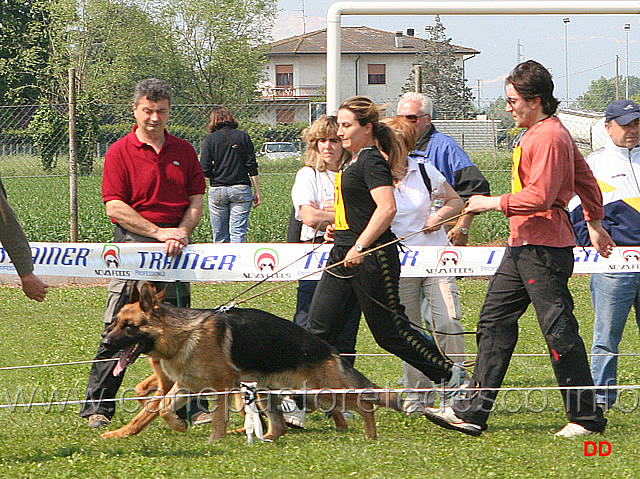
[102, 126, 206, 225]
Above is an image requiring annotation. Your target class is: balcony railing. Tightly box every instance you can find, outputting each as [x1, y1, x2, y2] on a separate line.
[258, 84, 324, 99]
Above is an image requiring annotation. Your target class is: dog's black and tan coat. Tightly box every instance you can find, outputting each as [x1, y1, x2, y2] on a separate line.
[100, 283, 401, 442]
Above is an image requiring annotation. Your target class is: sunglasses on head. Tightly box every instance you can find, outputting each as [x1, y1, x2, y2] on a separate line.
[398, 113, 428, 123]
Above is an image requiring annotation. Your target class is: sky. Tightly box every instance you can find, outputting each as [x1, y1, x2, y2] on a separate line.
[275, 0, 640, 105]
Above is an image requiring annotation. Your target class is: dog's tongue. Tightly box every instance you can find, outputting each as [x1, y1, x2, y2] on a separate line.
[112, 344, 139, 376]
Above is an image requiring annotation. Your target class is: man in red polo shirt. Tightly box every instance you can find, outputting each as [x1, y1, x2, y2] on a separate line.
[80, 78, 208, 429]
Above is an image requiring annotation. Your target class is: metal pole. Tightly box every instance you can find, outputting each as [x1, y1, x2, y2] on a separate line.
[625, 23, 631, 98]
[616, 54, 621, 101]
[563, 17, 570, 107]
[326, 1, 640, 115]
[68, 68, 78, 242]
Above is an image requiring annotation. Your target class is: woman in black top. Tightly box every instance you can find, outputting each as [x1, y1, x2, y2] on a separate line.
[306, 96, 457, 387]
[200, 106, 261, 242]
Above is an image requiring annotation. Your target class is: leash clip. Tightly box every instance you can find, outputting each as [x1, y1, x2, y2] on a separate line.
[241, 381, 264, 444]
[215, 302, 238, 313]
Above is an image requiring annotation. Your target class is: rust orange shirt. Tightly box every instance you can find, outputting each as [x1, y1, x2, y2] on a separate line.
[499, 116, 604, 247]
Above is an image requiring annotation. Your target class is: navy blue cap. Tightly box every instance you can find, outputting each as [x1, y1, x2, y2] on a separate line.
[605, 99, 640, 125]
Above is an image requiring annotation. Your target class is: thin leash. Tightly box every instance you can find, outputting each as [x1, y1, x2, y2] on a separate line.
[231, 211, 470, 306]
[219, 236, 328, 308]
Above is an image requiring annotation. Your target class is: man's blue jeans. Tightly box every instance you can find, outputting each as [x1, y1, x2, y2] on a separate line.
[590, 272, 640, 408]
[208, 185, 253, 243]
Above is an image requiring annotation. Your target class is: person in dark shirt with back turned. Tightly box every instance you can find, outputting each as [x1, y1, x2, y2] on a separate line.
[200, 107, 261, 242]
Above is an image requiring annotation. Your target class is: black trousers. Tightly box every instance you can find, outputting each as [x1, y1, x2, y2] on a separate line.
[294, 279, 361, 367]
[453, 245, 606, 432]
[307, 243, 452, 383]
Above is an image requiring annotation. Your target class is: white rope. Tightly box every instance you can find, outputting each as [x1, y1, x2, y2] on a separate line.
[2, 352, 640, 372]
[2, 384, 640, 410]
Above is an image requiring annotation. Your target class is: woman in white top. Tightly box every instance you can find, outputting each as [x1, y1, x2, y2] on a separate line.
[290, 115, 361, 366]
[384, 116, 465, 412]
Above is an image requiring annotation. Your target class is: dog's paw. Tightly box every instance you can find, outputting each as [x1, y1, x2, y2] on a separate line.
[101, 428, 130, 439]
[160, 412, 188, 432]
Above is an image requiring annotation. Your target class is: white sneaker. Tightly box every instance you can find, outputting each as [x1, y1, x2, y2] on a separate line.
[423, 406, 483, 437]
[403, 398, 427, 415]
[280, 398, 306, 429]
[554, 422, 597, 438]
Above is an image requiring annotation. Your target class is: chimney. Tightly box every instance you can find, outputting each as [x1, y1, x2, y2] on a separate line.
[406, 28, 415, 37]
[395, 31, 404, 48]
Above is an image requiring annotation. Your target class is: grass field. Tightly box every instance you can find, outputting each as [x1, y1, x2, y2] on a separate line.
[2, 151, 638, 476]
[1, 278, 640, 478]
[0, 154, 511, 245]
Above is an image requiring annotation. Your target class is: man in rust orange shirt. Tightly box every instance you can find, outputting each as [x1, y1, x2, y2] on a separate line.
[424, 60, 614, 438]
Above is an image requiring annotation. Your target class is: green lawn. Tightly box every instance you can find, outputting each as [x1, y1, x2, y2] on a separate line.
[1, 154, 511, 245]
[1, 278, 640, 478]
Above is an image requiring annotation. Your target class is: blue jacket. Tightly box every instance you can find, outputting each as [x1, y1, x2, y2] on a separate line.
[569, 135, 640, 246]
[409, 125, 490, 201]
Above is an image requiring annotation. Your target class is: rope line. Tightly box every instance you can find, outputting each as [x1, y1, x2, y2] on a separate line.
[2, 384, 640, 410]
[2, 352, 640, 372]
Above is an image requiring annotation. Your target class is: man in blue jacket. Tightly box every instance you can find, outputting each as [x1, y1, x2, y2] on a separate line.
[569, 99, 640, 411]
[397, 92, 490, 246]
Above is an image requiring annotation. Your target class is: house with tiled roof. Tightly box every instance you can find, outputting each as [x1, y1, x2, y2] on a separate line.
[257, 26, 479, 124]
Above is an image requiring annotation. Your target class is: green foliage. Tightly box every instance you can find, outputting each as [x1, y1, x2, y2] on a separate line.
[27, 102, 66, 171]
[404, 16, 475, 119]
[483, 97, 515, 130]
[3, 152, 507, 245]
[0, 0, 51, 104]
[75, 97, 100, 175]
[574, 75, 640, 112]
[153, 0, 277, 105]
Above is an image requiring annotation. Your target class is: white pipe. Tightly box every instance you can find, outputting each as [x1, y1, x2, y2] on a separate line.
[326, 1, 640, 113]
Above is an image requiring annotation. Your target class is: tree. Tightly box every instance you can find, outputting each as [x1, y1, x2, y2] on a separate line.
[153, 0, 277, 105]
[0, 0, 51, 104]
[574, 76, 640, 112]
[403, 16, 474, 119]
[485, 97, 514, 130]
[40, 0, 190, 105]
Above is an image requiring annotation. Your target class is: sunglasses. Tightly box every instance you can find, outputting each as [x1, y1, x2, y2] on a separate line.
[398, 113, 428, 123]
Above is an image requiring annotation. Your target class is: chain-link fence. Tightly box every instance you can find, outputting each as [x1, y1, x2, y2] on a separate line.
[0, 99, 611, 179]
[0, 98, 612, 244]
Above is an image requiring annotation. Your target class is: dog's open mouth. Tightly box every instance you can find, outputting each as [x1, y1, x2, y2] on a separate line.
[113, 343, 144, 376]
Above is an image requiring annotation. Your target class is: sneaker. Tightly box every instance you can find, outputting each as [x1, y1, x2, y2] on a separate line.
[403, 398, 427, 415]
[423, 406, 483, 437]
[554, 422, 597, 438]
[442, 363, 467, 407]
[87, 413, 111, 429]
[191, 411, 212, 425]
[280, 398, 305, 429]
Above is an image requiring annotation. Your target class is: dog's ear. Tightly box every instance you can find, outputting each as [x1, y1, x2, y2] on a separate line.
[139, 282, 158, 313]
[129, 280, 140, 303]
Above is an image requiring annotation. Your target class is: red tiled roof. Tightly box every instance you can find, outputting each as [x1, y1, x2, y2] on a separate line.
[269, 26, 480, 56]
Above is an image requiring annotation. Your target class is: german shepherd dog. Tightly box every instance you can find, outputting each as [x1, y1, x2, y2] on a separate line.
[99, 282, 402, 442]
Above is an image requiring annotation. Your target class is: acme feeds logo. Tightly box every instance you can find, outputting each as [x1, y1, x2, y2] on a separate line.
[102, 244, 121, 268]
[254, 248, 278, 272]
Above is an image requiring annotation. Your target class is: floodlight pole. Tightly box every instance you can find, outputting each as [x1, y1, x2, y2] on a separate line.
[326, 1, 640, 114]
[563, 17, 571, 108]
[625, 23, 631, 98]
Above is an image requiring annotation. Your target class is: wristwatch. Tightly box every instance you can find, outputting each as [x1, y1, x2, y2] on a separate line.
[355, 243, 365, 252]
[457, 227, 470, 235]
